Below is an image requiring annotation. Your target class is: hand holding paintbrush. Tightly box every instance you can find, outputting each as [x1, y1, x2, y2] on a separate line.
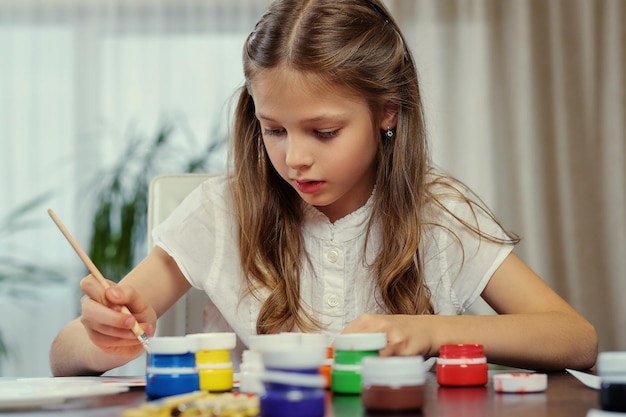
[48, 209, 151, 353]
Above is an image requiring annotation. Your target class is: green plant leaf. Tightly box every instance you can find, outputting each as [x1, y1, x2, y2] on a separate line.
[86, 121, 227, 283]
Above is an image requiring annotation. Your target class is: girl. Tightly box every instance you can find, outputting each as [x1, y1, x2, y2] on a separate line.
[50, 0, 597, 377]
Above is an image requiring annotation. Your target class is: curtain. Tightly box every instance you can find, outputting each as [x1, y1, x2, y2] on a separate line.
[388, 0, 626, 353]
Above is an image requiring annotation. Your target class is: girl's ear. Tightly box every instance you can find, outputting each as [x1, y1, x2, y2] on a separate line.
[379, 102, 399, 130]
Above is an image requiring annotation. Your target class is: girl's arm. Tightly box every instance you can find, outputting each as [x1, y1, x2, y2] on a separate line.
[343, 252, 598, 371]
[49, 247, 191, 376]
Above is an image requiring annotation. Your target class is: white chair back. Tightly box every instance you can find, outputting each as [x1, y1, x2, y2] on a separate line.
[147, 173, 212, 336]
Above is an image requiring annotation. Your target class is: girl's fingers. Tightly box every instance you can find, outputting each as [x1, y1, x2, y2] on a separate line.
[81, 297, 137, 333]
[79, 274, 111, 306]
[77, 275, 155, 358]
[104, 284, 151, 317]
[81, 319, 139, 344]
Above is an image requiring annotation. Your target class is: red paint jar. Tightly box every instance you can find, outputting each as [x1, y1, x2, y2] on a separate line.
[437, 344, 488, 387]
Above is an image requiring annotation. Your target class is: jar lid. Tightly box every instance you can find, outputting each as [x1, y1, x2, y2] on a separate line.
[248, 333, 301, 351]
[261, 370, 326, 388]
[598, 351, 626, 376]
[150, 336, 197, 354]
[439, 344, 485, 359]
[299, 333, 330, 347]
[186, 332, 236, 350]
[242, 349, 263, 364]
[361, 356, 425, 386]
[333, 333, 387, 351]
[262, 345, 327, 370]
[493, 373, 547, 393]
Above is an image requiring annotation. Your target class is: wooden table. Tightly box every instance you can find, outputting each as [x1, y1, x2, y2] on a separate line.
[2, 371, 601, 417]
[330, 371, 600, 417]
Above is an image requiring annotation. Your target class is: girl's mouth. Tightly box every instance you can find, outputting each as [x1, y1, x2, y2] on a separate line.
[295, 180, 324, 194]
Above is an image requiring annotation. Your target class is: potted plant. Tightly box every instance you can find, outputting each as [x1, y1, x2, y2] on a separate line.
[87, 123, 227, 282]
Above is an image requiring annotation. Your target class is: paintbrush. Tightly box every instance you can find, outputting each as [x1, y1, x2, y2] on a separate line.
[47, 209, 151, 353]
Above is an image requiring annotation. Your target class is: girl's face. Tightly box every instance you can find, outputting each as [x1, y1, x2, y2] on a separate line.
[250, 68, 393, 222]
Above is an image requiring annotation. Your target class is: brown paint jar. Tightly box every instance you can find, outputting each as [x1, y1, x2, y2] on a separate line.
[361, 356, 425, 412]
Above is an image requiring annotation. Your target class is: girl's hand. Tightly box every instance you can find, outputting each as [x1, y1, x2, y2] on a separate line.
[341, 313, 437, 359]
[79, 274, 156, 359]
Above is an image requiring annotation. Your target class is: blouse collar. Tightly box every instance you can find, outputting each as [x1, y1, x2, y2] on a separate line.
[301, 190, 375, 242]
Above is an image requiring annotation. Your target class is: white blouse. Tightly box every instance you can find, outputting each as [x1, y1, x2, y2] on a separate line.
[153, 174, 513, 354]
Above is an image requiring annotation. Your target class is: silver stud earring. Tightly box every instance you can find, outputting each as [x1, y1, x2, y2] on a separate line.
[386, 127, 394, 138]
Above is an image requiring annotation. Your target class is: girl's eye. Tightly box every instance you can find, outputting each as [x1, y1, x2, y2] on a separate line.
[315, 130, 339, 139]
[263, 128, 286, 137]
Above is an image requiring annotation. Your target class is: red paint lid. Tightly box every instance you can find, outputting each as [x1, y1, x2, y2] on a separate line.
[439, 344, 485, 359]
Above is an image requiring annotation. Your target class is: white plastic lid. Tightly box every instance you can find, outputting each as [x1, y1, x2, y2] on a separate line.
[492, 373, 547, 393]
[248, 333, 301, 351]
[598, 351, 626, 381]
[149, 336, 198, 354]
[242, 349, 263, 363]
[262, 345, 327, 369]
[300, 333, 330, 347]
[333, 333, 387, 351]
[261, 370, 326, 388]
[186, 332, 237, 350]
[280, 332, 302, 344]
[361, 356, 425, 386]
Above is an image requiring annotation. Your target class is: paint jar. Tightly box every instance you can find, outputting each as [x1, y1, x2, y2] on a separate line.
[186, 332, 236, 392]
[260, 345, 327, 417]
[320, 346, 334, 389]
[145, 336, 199, 399]
[598, 351, 626, 412]
[241, 333, 301, 394]
[437, 344, 488, 387]
[331, 333, 387, 395]
[300, 333, 333, 389]
[239, 349, 265, 394]
[249, 333, 301, 351]
[361, 355, 425, 412]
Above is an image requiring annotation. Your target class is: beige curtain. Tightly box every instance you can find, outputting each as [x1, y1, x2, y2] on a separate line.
[387, 0, 625, 353]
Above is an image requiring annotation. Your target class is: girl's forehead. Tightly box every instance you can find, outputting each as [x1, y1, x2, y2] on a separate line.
[250, 66, 358, 101]
[249, 66, 375, 123]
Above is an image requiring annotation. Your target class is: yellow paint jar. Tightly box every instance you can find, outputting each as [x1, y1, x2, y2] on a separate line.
[186, 332, 237, 392]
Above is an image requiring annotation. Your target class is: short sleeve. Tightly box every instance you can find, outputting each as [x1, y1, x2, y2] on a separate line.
[151, 175, 235, 292]
[423, 187, 515, 315]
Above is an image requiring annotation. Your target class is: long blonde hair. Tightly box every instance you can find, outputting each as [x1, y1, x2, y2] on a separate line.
[229, 0, 518, 334]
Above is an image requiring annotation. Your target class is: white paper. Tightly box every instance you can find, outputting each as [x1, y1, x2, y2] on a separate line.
[566, 368, 601, 390]
[587, 409, 626, 417]
[424, 356, 437, 371]
[0, 378, 129, 410]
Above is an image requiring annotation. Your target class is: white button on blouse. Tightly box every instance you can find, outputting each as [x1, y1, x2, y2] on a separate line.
[327, 294, 341, 308]
[326, 249, 339, 263]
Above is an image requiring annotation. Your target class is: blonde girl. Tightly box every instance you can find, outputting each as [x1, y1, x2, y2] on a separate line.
[50, 0, 596, 376]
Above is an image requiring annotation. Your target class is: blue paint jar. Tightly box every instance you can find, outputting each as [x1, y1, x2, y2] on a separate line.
[260, 345, 327, 417]
[145, 336, 199, 399]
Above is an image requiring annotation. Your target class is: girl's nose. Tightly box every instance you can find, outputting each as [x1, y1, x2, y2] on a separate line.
[284, 136, 313, 169]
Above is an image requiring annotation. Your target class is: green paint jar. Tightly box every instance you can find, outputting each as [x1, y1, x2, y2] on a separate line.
[331, 333, 387, 395]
